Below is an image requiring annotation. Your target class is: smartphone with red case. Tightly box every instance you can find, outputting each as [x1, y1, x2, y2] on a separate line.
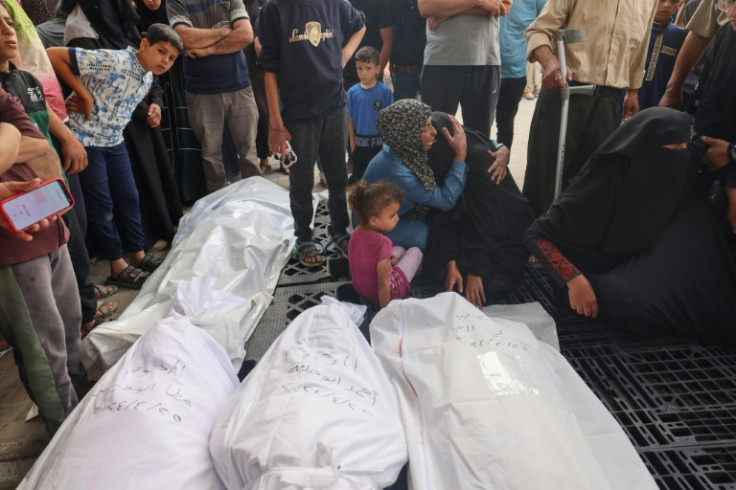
[0, 178, 74, 233]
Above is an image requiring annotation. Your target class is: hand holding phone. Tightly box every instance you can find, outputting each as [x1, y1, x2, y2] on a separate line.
[0, 178, 74, 241]
[273, 140, 298, 169]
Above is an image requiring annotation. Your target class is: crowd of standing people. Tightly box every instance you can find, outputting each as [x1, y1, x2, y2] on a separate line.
[1, 0, 736, 435]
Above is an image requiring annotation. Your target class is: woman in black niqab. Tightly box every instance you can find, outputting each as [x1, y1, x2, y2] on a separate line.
[527, 107, 736, 345]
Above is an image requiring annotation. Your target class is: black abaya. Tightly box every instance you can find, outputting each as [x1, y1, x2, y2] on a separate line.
[526, 107, 736, 344]
[424, 112, 534, 295]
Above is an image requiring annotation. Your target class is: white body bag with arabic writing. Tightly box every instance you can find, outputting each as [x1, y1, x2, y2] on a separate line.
[18, 314, 239, 490]
[370, 292, 657, 490]
[209, 298, 407, 489]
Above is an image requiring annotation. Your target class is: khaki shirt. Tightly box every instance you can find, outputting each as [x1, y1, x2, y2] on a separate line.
[525, 0, 657, 89]
[686, 0, 728, 39]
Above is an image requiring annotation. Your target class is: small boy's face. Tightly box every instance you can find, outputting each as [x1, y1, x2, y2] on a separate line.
[356, 60, 380, 86]
[0, 5, 18, 68]
[138, 39, 180, 76]
[654, 0, 680, 24]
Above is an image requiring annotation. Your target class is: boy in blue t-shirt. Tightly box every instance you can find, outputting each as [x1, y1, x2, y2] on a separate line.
[257, 0, 365, 267]
[47, 24, 182, 289]
[347, 46, 393, 182]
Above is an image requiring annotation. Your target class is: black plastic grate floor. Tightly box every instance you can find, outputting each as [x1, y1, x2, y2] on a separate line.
[249, 199, 736, 489]
[641, 445, 736, 490]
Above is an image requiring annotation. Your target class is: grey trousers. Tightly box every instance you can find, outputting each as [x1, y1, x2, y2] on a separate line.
[0, 245, 83, 434]
[187, 86, 260, 193]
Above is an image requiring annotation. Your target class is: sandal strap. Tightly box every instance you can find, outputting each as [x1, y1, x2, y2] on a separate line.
[139, 253, 163, 271]
[94, 283, 118, 298]
[295, 240, 324, 266]
[97, 301, 118, 317]
[119, 265, 150, 282]
[295, 240, 323, 251]
[326, 233, 349, 250]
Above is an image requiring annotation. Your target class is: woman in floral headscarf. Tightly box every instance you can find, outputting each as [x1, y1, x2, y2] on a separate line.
[362, 99, 468, 251]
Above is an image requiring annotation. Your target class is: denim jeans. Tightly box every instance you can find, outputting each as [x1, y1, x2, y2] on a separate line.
[391, 71, 421, 101]
[79, 142, 145, 260]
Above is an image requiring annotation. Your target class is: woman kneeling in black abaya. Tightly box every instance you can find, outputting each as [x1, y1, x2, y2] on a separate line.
[526, 107, 736, 345]
[424, 112, 534, 308]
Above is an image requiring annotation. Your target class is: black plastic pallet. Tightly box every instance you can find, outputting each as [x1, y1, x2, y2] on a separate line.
[641, 445, 736, 490]
[566, 345, 736, 450]
[246, 281, 353, 362]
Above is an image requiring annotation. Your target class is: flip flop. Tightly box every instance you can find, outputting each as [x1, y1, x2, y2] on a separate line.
[295, 240, 324, 267]
[94, 283, 118, 299]
[82, 301, 119, 337]
[326, 233, 349, 259]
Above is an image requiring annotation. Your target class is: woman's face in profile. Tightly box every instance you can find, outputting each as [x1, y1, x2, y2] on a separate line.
[420, 117, 437, 152]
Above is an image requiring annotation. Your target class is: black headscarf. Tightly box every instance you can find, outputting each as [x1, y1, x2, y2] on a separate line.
[528, 107, 692, 269]
[427, 111, 533, 242]
[135, 1, 169, 32]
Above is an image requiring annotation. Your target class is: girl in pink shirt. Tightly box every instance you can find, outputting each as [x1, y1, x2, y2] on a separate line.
[348, 181, 423, 307]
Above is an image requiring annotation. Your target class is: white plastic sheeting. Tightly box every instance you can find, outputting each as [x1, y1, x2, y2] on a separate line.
[483, 302, 560, 351]
[18, 313, 239, 490]
[370, 292, 657, 490]
[81, 178, 298, 380]
[209, 297, 408, 490]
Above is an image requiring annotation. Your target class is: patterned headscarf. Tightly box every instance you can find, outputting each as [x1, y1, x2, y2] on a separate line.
[377, 99, 436, 191]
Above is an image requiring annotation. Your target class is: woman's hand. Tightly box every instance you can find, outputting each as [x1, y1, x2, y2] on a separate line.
[442, 115, 467, 162]
[567, 274, 598, 318]
[465, 274, 486, 309]
[444, 260, 464, 293]
[487, 146, 509, 184]
[701, 136, 731, 171]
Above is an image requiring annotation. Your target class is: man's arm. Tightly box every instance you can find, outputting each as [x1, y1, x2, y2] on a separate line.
[342, 26, 366, 68]
[182, 18, 254, 58]
[174, 24, 232, 49]
[525, 0, 571, 69]
[418, 0, 502, 18]
[530, 44, 570, 90]
[17, 135, 50, 165]
[627, 0, 657, 92]
[265, 71, 290, 159]
[378, 27, 393, 77]
[46, 102, 87, 174]
[348, 117, 356, 153]
[659, 31, 711, 109]
[0, 122, 21, 173]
